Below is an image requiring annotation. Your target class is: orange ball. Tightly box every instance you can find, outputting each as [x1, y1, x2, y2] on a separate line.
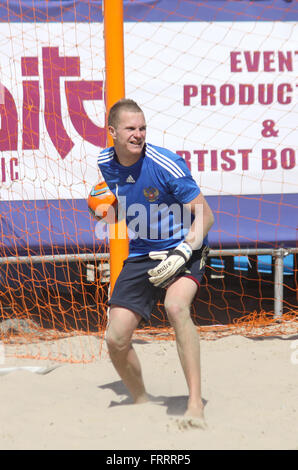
[87, 181, 118, 224]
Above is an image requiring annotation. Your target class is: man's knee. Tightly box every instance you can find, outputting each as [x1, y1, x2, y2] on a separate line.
[164, 299, 190, 327]
[106, 325, 128, 353]
[106, 306, 140, 353]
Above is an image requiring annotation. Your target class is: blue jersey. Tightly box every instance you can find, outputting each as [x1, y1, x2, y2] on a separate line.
[97, 143, 207, 256]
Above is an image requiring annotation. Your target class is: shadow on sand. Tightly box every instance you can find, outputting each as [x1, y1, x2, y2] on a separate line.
[99, 380, 207, 416]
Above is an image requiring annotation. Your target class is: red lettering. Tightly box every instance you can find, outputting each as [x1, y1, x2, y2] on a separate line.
[277, 83, 292, 104]
[22, 57, 40, 150]
[263, 51, 275, 72]
[281, 148, 295, 169]
[221, 149, 236, 171]
[1, 157, 5, 182]
[178, 148, 295, 173]
[183, 82, 293, 106]
[238, 149, 251, 170]
[0, 157, 19, 182]
[21, 56, 39, 76]
[2, 49, 107, 158]
[211, 150, 218, 171]
[42, 46, 79, 159]
[201, 85, 216, 106]
[176, 150, 191, 170]
[239, 84, 254, 105]
[65, 80, 106, 148]
[230, 51, 242, 72]
[194, 150, 207, 171]
[22, 80, 40, 150]
[262, 149, 277, 170]
[10, 158, 19, 180]
[220, 84, 235, 105]
[0, 86, 18, 151]
[183, 85, 198, 106]
[232, 51, 295, 72]
[278, 51, 293, 72]
[244, 51, 260, 72]
[258, 84, 274, 105]
[190, 149, 251, 172]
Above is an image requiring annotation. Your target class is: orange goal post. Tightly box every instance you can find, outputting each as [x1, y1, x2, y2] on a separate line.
[0, 0, 297, 363]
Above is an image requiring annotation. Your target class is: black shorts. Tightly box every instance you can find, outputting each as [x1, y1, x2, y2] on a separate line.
[109, 245, 209, 322]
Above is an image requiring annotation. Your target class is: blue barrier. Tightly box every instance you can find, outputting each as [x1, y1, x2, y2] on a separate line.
[210, 254, 294, 275]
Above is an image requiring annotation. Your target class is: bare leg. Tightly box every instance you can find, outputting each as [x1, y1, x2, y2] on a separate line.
[165, 278, 206, 429]
[106, 305, 149, 404]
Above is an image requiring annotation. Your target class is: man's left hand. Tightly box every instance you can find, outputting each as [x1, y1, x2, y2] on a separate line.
[148, 241, 193, 288]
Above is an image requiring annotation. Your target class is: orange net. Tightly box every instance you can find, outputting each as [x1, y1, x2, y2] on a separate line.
[0, 0, 297, 363]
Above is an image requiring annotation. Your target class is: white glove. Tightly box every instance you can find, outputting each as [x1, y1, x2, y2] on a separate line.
[148, 241, 193, 288]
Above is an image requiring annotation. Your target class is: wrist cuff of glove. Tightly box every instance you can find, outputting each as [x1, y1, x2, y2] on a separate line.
[175, 241, 193, 261]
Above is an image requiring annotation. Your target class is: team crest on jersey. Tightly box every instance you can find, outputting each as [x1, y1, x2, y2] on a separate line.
[143, 187, 159, 202]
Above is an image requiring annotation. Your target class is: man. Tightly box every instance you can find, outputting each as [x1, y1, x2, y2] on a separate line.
[97, 98, 214, 429]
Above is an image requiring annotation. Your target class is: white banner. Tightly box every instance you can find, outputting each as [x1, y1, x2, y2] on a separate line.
[126, 21, 298, 196]
[0, 23, 105, 201]
[0, 21, 297, 200]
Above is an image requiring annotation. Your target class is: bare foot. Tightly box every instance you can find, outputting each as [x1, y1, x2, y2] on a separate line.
[174, 406, 207, 431]
[134, 393, 150, 405]
[175, 415, 207, 431]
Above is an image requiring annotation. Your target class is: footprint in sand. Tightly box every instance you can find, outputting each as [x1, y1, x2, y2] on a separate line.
[172, 416, 208, 431]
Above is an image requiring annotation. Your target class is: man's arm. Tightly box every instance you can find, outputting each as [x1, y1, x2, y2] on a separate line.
[148, 192, 214, 288]
[183, 191, 215, 251]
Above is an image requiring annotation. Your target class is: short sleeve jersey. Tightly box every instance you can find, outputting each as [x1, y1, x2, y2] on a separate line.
[97, 143, 206, 257]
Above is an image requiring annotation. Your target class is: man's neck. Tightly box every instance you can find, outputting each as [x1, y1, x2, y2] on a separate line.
[114, 146, 145, 167]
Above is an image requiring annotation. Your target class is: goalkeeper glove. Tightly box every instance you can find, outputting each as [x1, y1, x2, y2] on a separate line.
[148, 241, 193, 288]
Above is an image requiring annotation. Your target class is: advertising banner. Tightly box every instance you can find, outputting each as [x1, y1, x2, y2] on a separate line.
[0, 0, 297, 253]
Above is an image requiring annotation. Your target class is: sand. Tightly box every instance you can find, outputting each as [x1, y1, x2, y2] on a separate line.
[0, 332, 297, 450]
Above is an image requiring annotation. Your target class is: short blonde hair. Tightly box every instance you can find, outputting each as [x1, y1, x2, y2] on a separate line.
[108, 99, 144, 128]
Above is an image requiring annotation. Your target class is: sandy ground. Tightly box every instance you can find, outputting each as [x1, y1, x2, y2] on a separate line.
[0, 332, 297, 450]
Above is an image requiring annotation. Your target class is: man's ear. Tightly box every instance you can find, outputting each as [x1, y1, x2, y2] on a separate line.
[108, 125, 116, 140]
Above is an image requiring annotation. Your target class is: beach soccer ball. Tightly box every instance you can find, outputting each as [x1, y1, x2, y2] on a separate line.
[87, 181, 118, 224]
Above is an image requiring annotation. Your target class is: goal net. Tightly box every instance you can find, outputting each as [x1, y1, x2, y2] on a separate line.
[0, 0, 297, 362]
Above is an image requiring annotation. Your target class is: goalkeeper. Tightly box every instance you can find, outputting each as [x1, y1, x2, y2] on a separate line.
[97, 99, 214, 429]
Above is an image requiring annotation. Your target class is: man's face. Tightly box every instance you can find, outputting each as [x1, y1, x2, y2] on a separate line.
[109, 110, 146, 160]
